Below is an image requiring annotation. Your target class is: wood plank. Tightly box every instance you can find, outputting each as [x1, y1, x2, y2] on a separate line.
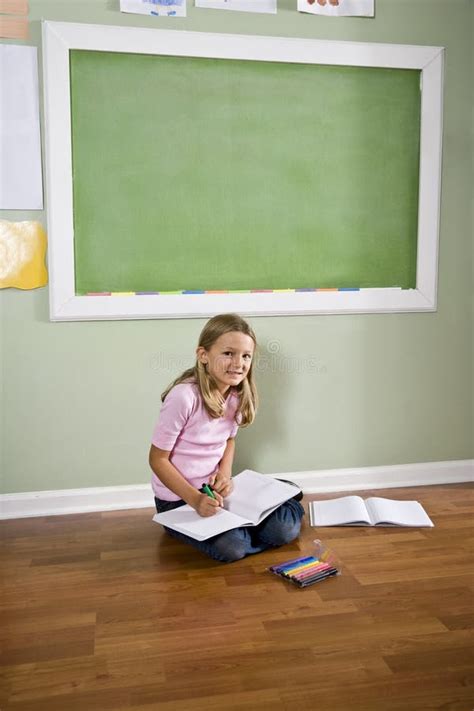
[1, 483, 473, 709]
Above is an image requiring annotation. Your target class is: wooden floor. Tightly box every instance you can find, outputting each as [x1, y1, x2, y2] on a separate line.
[1, 483, 473, 711]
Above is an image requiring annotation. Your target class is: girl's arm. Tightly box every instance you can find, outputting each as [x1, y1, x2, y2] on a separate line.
[149, 444, 223, 517]
[211, 437, 235, 497]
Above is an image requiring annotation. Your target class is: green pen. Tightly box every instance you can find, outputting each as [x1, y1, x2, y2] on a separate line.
[202, 483, 217, 500]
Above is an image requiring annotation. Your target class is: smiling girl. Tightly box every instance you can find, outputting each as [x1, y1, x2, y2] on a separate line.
[149, 313, 304, 562]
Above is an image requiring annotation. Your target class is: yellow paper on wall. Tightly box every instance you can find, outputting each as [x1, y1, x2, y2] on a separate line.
[0, 220, 48, 289]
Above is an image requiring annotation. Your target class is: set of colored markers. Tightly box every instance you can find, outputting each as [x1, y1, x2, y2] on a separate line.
[269, 554, 339, 588]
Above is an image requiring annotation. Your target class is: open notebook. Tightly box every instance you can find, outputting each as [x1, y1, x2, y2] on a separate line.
[309, 496, 434, 528]
[153, 469, 299, 541]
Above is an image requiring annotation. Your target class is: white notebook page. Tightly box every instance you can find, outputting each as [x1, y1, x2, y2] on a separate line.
[225, 470, 297, 523]
[311, 496, 371, 526]
[366, 497, 434, 527]
[153, 505, 251, 540]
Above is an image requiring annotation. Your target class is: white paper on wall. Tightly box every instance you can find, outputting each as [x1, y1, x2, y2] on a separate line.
[297, 0, 374, 17]
[120, 0, 187, 17]
[0, 45, 43, 210]
[196, 0, 276, 14]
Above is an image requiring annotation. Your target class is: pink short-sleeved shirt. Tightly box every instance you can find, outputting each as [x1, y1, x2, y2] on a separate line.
[151, 382, 240, 501]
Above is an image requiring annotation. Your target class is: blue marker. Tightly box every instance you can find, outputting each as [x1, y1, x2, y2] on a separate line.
[271, 556, 316, 573]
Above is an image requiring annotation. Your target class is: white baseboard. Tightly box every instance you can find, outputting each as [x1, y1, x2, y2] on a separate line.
[1, 459, 472, 520]
[0, 484, 152, 520]
[274, 458, 474, 493]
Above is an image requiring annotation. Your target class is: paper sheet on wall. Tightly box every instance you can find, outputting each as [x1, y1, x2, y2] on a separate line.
[0, 220, 48, 289]
[0, 16, 29, 39]
[120, 0, 186, 16]
[0, 0, 28, 14]
[0, 45, 42, 208]
[196, 0, 276, 13]
[297, 0, 374, 17]
[0, 0, 28, 15]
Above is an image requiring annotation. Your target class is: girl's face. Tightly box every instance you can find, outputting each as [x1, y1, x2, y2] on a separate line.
[197, 331, 255, 395]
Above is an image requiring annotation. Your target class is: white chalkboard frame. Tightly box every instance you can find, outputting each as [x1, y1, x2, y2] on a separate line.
[42, 21, 444, 321]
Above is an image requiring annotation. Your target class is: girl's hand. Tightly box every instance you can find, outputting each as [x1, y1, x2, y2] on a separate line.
[210, 470, 234, 498]
[194, 491, 224, 517]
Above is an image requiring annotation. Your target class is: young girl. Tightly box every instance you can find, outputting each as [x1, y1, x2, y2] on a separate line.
[149, 313, 304, 563]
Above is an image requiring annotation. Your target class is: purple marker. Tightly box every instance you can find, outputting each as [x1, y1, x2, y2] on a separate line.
[270, 556, 316, 573]
[297, 568, 338, 587]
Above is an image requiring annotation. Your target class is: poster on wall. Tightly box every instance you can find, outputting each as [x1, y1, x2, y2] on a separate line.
[0, 45, 43, 209]
[0, 220, 48, 290]
[0, 0, 29, 39]
[120, 0, 186, 17]
[196, 0, 277, 13]
[0, 15, 28, 39]
[297, 0, 374, 17]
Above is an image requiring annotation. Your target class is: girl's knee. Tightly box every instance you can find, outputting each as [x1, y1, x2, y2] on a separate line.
[259, 500, 304, 547]
[209, 534, 249, 563]
[269, 518, 302, 547]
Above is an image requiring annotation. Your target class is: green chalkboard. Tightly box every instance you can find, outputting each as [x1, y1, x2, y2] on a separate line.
[70, 50, 421, 294]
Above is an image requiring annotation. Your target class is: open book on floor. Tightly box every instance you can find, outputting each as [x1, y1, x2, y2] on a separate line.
[153, 469, 300, 541]
[309, 496, 434, 528]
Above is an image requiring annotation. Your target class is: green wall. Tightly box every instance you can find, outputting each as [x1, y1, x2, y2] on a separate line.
[1, 0, 472, 494]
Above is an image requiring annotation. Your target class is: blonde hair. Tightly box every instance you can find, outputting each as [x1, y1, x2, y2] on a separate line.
[161, 313, 258, 427]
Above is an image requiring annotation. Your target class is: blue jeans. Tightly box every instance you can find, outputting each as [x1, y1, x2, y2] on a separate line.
[155, 496, 305, 563]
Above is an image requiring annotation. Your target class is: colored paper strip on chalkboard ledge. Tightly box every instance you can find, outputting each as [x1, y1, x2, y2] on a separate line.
[83, 287, 366, 297]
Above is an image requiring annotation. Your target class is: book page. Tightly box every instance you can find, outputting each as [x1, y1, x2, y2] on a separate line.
[298, 0, 374, 18]
[310, 496, 371, 526]
[225, 470, 298, 524]
[153, 505, 251, 541]
[120, 0, 186, 17]
[366, 497, 434, 527]
[0, 45, 43, 209]
[195, 0, 276, 13]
